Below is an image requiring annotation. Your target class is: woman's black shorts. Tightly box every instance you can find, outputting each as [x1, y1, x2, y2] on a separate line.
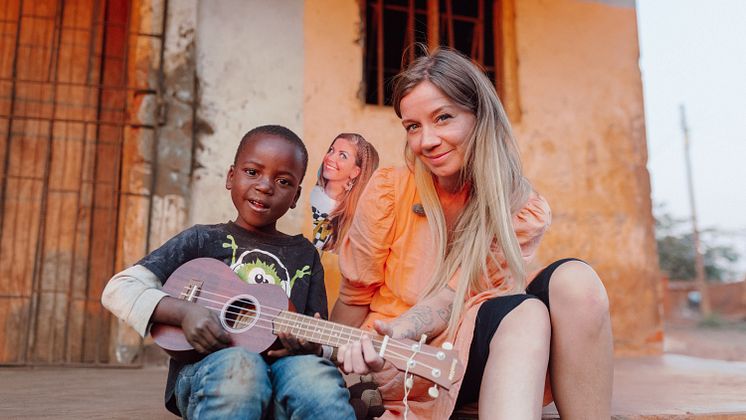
[455, 258, 583, 407]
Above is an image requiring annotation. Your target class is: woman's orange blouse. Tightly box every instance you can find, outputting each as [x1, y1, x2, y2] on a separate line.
[338, 167, 552, 419]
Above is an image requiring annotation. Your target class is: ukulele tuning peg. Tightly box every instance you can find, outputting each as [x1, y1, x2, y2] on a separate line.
[415, 334, 427, 350]
[428, 385, 439, 398]
[441, 341, 453, 350]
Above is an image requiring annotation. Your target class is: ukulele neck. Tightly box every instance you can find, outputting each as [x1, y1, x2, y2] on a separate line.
[274, 311, 378, 351]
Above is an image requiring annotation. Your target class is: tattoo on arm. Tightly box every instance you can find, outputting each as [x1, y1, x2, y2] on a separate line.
[437, 302, 453, 324]
[406, 306, 434, 336]
[395, 293, 454, 339]
[399, 327, 417, 340]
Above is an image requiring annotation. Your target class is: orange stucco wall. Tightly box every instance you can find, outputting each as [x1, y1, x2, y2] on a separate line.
[301, 2, 405, 197]
[303, 0, 661, 355]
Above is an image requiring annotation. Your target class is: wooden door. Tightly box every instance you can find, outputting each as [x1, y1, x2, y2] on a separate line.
[0, 0, 163, 365]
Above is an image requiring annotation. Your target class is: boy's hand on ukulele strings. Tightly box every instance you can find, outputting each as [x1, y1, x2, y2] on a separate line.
[181, 305, 232, 354]
[267, 312, 323, 358]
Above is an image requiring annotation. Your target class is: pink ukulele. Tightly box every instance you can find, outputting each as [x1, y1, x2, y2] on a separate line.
[151, 258, 464, 394]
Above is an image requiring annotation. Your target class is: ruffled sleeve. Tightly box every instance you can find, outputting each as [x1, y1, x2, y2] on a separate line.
[514, 191, 552, 262]
[337, 168, 397, 305]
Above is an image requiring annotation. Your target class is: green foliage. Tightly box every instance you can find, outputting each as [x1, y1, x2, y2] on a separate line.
[698, 313, 726, 328]
[655, 207, 741, 282]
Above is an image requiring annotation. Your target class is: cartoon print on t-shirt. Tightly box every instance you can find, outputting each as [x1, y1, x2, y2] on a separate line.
[229, 248, 311, 297]
[223, 234, 239, 265]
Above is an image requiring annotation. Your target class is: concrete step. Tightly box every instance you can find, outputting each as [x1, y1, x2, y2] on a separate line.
[0, 354, 744, 419]
[455, 354, 746, 420]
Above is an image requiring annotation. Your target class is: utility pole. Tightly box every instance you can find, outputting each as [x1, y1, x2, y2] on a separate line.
[680, 104, 711, 316]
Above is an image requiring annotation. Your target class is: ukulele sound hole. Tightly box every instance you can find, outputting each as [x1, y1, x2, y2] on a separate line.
[221, 294, 259, 333]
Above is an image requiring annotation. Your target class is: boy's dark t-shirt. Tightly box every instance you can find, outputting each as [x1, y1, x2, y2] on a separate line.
[138, 221, 327, 415]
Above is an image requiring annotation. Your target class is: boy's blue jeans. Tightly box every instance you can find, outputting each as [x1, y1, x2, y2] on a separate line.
[174, 347, 355, 420]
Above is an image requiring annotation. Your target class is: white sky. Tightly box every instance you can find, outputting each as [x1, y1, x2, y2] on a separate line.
[636, 0, 746, 266]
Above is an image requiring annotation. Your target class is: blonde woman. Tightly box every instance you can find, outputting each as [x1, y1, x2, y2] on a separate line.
[332, 49, 613, 419]
[311, 133, 379, 310]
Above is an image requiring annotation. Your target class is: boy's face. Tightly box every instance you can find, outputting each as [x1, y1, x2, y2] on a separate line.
[226, 134, 304, 235]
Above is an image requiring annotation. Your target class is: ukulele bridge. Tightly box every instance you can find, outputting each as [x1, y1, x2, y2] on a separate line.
[182, 280, 203, 302]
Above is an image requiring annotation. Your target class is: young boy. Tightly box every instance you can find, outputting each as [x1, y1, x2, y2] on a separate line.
[102, 125, 355, 419]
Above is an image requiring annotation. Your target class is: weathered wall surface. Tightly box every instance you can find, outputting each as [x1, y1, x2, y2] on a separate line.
[301, 0, 662, 355]
[190, 0, 305, 233]
[146, 0, 196, 253]
[302, 0, 406, 234]
[513, 0, 661, 354]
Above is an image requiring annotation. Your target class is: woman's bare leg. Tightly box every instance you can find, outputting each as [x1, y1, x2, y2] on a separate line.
[548, 260, 613, 418]
[479, 298, 551, 419]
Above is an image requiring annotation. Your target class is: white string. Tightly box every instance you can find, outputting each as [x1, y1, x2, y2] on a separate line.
[401, 343, 421, 420]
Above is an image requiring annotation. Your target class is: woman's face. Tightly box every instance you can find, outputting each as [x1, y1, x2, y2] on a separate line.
[399, 81, 476, 191]
[322, 137, 361, 183]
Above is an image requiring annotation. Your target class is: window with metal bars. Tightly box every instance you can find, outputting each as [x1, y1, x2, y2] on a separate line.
[363, 0, 506, 106]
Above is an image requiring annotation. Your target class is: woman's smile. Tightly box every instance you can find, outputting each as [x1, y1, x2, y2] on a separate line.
[425, 149, 454, 164]
[399, 80, 476, 191]
[322, 137, 360, 183]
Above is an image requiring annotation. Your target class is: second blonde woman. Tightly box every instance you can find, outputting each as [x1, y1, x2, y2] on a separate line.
[311, 133, 379, 310]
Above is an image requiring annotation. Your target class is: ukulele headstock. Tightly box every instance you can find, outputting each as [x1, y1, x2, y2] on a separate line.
[378, 335, 463, 391]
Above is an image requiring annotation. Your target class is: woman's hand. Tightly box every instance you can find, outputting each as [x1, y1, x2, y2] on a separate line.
[267, 313, 323, 358]
[336, 321, 393, 374]
[336, 287, 455, 374]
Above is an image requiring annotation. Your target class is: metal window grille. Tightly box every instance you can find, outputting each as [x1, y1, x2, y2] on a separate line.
[364, 0, 505, 106]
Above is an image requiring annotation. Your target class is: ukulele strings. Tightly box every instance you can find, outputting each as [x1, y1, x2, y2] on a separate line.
[191, 291, 438, 359]
[189, 288, 416, 353]
[192, 288, 439, 358]
[197, 302, 444, 374]
[181, 287, 445, 362]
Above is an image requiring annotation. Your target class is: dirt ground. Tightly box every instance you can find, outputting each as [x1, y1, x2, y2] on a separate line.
[1, 321, 745, 419]
[663, 319, 746, 362]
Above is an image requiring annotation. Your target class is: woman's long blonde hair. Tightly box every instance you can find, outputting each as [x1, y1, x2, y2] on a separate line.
[392, 48, 531, 335]
[316, 133, 380, 251]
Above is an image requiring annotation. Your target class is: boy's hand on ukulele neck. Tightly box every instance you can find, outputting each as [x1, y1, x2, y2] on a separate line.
[267, 332, 322, 358]
[181, 305, 232, 354]
[267, 312, 323, 358]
